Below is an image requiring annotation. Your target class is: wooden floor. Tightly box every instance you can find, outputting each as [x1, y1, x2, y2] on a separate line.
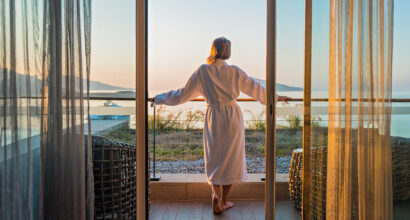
[150, 201, 301, 220]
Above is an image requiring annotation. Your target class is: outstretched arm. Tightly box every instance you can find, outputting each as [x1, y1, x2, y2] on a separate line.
[237, 67, 292, 104]
[154, 69, 202, 106]
[237, 67, 266, 105]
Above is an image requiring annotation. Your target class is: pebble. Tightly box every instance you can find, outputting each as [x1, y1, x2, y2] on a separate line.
[150, 156, 292, 174]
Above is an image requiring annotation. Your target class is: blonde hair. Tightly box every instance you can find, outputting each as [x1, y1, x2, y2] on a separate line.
[207, 37, 231, 64]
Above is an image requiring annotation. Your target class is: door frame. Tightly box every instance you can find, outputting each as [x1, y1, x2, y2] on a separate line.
[136, 0, 278, 219]
[302, 0, 312, 219]
[136, 0, 148, 219]
[265, 0, 277, 219]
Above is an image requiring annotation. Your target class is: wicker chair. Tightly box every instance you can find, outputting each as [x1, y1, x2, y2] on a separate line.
[289, 141, 410, 219]
[289, 147, 328, 219]
[92, 136, 137, 220]
[392, 141, 410, 201]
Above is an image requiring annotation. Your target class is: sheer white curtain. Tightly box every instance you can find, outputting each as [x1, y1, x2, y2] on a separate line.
[327, 0, 393, 219]
[0, 0, 93, 219]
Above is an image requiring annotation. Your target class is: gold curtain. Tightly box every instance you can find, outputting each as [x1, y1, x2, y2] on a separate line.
[326, 0, 394, 219]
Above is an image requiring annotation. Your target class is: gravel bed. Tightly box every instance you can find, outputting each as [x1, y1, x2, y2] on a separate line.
[150, 156, 291, 174]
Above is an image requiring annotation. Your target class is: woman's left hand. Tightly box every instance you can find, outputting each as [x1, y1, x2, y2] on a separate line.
[278, 96, 291, 104]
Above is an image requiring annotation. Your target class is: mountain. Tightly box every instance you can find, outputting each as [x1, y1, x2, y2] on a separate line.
[86, 80, 133, 91]
[88, 77, 303, 98]
[8, 72, 132, 96]
[88, 76, 303, 98]
[277, 83, 303, 91]
[252, 77, 303, 91]
[9, 72, 302, 98]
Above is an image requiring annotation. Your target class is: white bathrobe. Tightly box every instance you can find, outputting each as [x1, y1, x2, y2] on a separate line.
[155, 59, 266, 185]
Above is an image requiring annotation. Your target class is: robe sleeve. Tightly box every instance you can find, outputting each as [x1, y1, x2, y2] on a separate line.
[237, 67, 269, 105]
[154, 68, 202, 106]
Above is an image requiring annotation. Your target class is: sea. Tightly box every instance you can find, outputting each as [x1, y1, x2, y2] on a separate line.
[88, 90, 410, 138]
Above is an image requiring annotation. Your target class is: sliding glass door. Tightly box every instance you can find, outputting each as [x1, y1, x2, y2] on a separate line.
[136, 0, 278, 219]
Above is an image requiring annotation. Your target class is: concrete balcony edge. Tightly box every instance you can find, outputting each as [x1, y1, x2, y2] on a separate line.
[150, 173, 290, 202]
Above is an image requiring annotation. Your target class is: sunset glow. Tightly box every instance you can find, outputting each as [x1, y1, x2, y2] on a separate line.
[90, 0, 410, 92]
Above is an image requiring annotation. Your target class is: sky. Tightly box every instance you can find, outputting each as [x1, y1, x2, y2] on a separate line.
[90, 0, 410, 92]
[91, 0, 136, 89]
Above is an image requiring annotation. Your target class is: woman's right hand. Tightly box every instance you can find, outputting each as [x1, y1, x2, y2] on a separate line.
[150, 97, 155, 107]
[278, 96, 291, 104]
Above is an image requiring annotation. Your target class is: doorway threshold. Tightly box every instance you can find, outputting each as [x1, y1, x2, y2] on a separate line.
[150, 173, 290, 201]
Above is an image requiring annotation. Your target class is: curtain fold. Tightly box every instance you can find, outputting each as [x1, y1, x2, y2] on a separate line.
[0, 0, 93, 219]
[326, 0, 394, 219]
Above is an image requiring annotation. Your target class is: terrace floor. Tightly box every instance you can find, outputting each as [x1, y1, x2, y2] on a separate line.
[150, 201, 301, 220]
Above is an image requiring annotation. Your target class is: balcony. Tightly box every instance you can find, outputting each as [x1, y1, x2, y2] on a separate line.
[88, 96, 410, 219]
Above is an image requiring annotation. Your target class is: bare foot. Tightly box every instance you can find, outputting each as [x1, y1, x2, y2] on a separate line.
[221, 201, 235, 211]
[212, 196, 222, 214]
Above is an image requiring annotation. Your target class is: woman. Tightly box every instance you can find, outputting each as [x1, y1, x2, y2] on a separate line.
[153, 37, 291, 214]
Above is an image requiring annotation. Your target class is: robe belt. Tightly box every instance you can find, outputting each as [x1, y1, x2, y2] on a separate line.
[206, 100, 237, 107]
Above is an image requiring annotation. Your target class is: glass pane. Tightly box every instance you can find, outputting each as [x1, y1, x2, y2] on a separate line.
[88, 0, 136, 133]
[307, 1, 330, 219]
[392, 0, 410, 218]
[147, 0, 267, 177]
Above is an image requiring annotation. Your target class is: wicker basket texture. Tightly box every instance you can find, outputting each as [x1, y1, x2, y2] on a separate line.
[92, 136, 137, 220]
[289, 141, 410, 219]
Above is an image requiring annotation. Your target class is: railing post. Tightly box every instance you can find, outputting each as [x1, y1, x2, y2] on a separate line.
[150, 103, 160, 181]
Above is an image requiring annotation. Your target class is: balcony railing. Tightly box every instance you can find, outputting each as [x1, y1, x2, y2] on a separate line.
[87, 97, 410, 179]
[89, 97, 410, 116]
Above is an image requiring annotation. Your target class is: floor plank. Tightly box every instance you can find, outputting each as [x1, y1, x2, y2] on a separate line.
[201, 203, 227, 220]
[150, 201, 301, 220]
[162, 202, 179, 220]
[225, 208, 243, 219]
[201, 203, 215, 220]
[188, 203, 203, 220]
[175, 204, 190, 220]
[150, 202, 166, 220]
[249, 201, 265, 220]
[276, 201, 301, 220]
[236, 202, 256, 220]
